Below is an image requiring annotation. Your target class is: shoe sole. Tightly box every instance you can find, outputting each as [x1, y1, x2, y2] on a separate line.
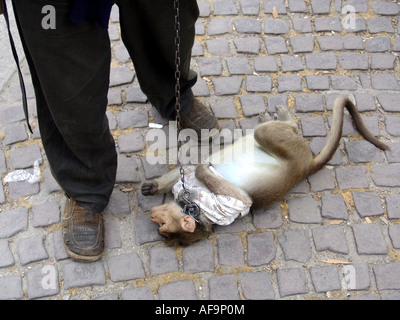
[64, 244, 103, 262]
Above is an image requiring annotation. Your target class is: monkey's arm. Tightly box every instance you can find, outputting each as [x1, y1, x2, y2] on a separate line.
[195, 164, 252, 206]
[142, 167, 180, 196]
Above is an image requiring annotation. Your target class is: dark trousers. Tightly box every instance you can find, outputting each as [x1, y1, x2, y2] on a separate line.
[12, 0, 199, 212]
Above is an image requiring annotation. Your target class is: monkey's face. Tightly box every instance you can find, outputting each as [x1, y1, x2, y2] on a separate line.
[150, 202, 196, 237]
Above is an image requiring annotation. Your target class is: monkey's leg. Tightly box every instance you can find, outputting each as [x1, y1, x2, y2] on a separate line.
[195, 164, 252, 206]
[142, 168, 180, 196]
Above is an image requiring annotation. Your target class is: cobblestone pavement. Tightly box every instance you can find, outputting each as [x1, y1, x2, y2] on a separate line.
[0, 0, 400, 301]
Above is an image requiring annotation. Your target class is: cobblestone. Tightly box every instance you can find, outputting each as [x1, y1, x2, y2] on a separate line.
[1, 0, 399, 301]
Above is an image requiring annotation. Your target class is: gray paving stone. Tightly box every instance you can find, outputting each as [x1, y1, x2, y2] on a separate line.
[263, 0, 286, 14]
[311, 0, 331, 14]
[280, 55, 304, 72]
[385, 142, 400, 163]
[124, 87, 148, 103]
[197, 57, 222, 77]
[376, 93, 400, 112]
[321, 194, 349, 220]
[213, 0, 238, 15]
[0, 104, 25, 125]
[240, 0, 260, 14]
[192, 41, 204, 56]
[206, 39, 230, 56]
[121, 287, 154, 300]
[305, 75, 330, 91]
[394, 38, 400, 52]
[0, 275, 23, 300]
[301, 116, 326, 137]
[367, 17, 395, 33]
[246, 75, 272, 92]
[213, 77, 243, 95]
[277, 268, 308, 297]
[264, 19, 290, 34]
[217, 235, 245, 267]
[0, 150, 6, 174]
[372, 1, 399, 15]
[234, 37, 260, 54]
[108, 24, 119, 41]
[371, 53, 396, 70]
[32, 201, 61, 227]
[141, 157, 169, 179]
[290, 36, 315, 53]
[208, 18, 232, 35]
[17, 234, 49, 266]
[278, 75, 302, 92]
[352, 224, 388, 255]
[252, 202, 283, 229]
[104, 189, 131, 216]
[113, 44, 130, 63]
[192, 79, 210, 96]
[386, 194, 400, 219]
[4, 123, 29, 145]
[373, 262, 400, 290]
[308, 168, 335, 192]
[43, 168, 62, 194]
[292, 17, 312, 33]
[137, 190, 164, 212]
[109, 66, 134, 87]
[372, 164, 400, 188]
[183, 239, 214, 273]
[26, 266, 60, 299]
[318, 35, 343, 51]
[306, 52, 337, 70]
[310, 265, 341, 293]
[354, 92, 376, 112]
[314, 17, 342, 32]
[208, 274, 239, 300]
[104, 219, 122, 249]
[158, 279, 197, 300]
[240, 94, 266, 116]
[0, 239, 14, 268]
[267, 95, 287, 113]
[336, 166, 369, 189]
[134, 215, 164, 246]
[312, 225, 349, 254]
[345, 141, 384, 163]
[62, 261, 106, 289]
[341, 263, 371, 291]
[310, 137, 342, 165]
[343, 35, 364, 50]
[9, 144, 42, 169]
[52, 229, 69, 261]
[107, 110, 117, 130]
[227, 57, 252, 75]
[107, 253, 145, 282]
[149, 246, 179, 276]
[233, 18, 262, 33]
[346, 0, 368, 12]
[288, 0, 308, 12]
[338, 52, 368, 70]
[118, 110, 148, 129]
[239, 272, 275, 300]
[211, 99, 238, 119]
[198, 0, 211, 16]
[247, 231, 276, 266]
[288, 197, 321, 224]
[296, 94, 324, 112]
[116, 155, 140, 183]
[389, 225, 400, 249]
[366, 36, 391, 52]
[0, 207, 28, 238]
[264, 36, 288, 54]
[117, 131, 145, 153]
[9, 180, 40, 199]
[386, 115, 400, 137]
[278, 229, 312, 263]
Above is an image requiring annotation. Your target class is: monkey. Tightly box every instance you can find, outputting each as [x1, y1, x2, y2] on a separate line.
[141, 97, 390, 246]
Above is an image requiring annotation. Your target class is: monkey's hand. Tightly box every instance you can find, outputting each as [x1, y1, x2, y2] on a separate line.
[141, 182, 159, 196]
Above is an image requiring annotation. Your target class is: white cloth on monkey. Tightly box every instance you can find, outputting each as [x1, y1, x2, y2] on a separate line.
[171, 165, 252, 226]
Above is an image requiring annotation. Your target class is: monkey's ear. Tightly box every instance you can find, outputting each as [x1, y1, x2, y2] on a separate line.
[181, 215, 196, 233]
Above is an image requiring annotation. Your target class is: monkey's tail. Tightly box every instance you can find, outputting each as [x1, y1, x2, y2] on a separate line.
[309, 96, 390, 175]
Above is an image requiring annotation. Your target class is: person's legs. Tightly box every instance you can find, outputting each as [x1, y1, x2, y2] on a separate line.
[12, 0, 117, 213]
[12, 0, 117, 261]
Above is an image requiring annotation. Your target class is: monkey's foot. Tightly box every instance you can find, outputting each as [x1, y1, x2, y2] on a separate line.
[141, 182, 159, 196]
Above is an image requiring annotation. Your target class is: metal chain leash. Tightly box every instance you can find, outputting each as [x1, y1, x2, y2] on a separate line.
[173, 0, 200, 221]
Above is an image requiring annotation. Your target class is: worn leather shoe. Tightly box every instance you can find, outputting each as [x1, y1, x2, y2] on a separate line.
[180, 99, 221, 141]
[62, 197, 104, 262]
